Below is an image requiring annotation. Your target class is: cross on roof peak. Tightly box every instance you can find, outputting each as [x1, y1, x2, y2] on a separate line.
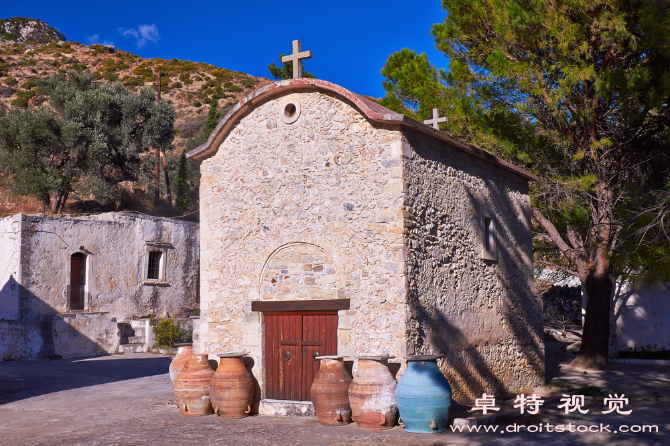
[424, 108, 447, 130]
[282, 40, 313, 79]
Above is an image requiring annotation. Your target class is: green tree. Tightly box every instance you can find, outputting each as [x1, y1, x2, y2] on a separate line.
[175, 150, 188, 210]
[0, 70, 176, 214]
[267, 54, 315, 80]
[204, 84, 223, 137]
[382, 1, 670, 368]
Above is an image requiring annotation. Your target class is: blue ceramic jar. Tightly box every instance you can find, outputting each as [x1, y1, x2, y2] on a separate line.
[396, 355, 452, 433]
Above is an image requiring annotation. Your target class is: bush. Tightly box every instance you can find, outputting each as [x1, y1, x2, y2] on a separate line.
[241, 77, 257, 88]
[11, 97, 28, 108]
[4, 77, 17, 86]
[179, 73, 193, 85]
[21, 78, 41, 90]
[16, 90, 36, 100]
[193, 100, 202, 108]
[122, 75, 144, 86]
[152, 319, 184, 347]
[223, 81, 243, 93]
[103, 72, 119, 81]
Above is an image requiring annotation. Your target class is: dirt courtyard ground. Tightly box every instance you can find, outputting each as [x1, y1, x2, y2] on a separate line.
[0, 351, 668, 446]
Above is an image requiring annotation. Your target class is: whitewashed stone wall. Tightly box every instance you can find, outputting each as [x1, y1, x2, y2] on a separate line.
[16, 212, 198, 321]
[0, 214, 21, 320]
[402, 129, 543, 402]
[199, 92, 409, 382]
[0, 212, 199, 360]
[612, 283, 670, 354]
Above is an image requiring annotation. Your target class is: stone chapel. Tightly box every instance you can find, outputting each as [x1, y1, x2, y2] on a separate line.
[188, 77, 544, 407]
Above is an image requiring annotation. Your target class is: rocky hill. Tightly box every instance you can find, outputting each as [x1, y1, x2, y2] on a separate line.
[1, 17, 65, 44]
[0, 40, 270, 151]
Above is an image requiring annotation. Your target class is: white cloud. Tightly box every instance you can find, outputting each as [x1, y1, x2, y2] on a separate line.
[118, 24, 160, 48]
[87, 34, 114, 47]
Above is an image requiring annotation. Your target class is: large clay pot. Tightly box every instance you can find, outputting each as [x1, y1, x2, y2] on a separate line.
[349, 356, 398, 430]
[174, 354, 215, 416]
[396, 355, 452, 433]
[311, 356, 352, 426]
[169, 343, 192, 384]
[210, 352, 255, 418]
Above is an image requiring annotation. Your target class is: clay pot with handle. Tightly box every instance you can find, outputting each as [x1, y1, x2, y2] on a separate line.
[348, 356, 398, 430]
[396, 355, 452, 433]
[310, 356, 352, 426]
[169, 343, 192, 385]
[173, 354, 215, 416]
[210, 352, 255, 418]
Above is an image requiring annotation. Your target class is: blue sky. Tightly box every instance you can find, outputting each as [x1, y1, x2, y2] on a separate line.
[3, 0, 450, 97]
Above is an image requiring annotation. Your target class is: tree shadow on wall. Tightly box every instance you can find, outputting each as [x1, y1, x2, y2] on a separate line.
[404, 129, 544, 404]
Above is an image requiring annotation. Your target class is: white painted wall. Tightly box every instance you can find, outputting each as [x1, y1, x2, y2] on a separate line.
[613, 282, 670, 353]
[0, 214, 22, 320]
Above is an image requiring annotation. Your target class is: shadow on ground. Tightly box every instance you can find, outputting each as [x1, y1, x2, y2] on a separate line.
[0, 354, 171, 405]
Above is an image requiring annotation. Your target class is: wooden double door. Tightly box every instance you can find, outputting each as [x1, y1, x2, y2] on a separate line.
[264, 312, 338, 401]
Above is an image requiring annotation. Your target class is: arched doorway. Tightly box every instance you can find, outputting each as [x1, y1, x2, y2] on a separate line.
[70, 253, 87, 311]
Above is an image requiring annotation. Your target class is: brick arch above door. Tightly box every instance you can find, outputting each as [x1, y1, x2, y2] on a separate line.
[259, 243, 344, 301]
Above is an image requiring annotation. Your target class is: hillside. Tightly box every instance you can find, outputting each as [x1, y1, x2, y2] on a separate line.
[0, 41, 271, 151]
[0, 18, 273, 216]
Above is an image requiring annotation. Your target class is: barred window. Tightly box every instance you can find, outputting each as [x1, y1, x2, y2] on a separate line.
[147, 251, 162, 280]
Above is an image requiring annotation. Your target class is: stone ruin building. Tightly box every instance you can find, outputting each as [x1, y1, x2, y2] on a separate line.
[0, 212, 199, 360]
[188, 78, 544, 408]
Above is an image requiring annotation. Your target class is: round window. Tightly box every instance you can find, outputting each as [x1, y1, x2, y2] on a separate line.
[281, 98, 301, 124]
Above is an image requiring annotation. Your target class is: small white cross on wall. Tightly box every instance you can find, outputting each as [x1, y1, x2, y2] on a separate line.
[424, 108, 447, 130]
[282, 40, 313, 79]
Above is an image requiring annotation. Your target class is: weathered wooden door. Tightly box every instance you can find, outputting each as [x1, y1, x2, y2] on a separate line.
[264, 312, 338, 401]
[70, 253, 86, 310]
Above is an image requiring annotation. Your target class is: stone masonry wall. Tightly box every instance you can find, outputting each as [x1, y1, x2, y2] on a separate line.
[199, 91, 409, 388]
[403, 129, 544, 403]
[17, 212, 198, 321]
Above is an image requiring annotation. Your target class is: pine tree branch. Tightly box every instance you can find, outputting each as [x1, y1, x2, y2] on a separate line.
[531, 207, 583, 268]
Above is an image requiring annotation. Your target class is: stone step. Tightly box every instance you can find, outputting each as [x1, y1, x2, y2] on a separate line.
[118, 343, 148, 354]
[127, 336, 145, 344]
[259, 399, 314, 417]
[130, 320, 147, 329]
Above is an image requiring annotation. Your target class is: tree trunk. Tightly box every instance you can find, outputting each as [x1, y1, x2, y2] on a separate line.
[161, 151, 172, 205]
[50, 191, 68, 215]
[572, 265, 612, 369]
[572, 182, 614, 369]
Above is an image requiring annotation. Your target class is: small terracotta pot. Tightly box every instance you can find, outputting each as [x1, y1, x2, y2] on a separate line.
[174, 354, 215, 416]
[169, 343, 192, 384]
[210, 352, 255, 418]
[311, 356, 352, 426]
[349, 356, 398, 430]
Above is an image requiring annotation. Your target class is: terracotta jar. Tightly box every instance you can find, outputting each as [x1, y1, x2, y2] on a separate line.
[169, 343, 192, 384]
[310, 356, 352, 426]
[210, 352, 255, 418]
[174, 354, 215, 416]
[349, 356, 398, 430]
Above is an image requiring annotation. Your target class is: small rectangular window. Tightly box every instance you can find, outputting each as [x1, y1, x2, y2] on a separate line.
[481, 211, 497, 261]
[147, 251, 162, 280]
[484, 217, 494, 252]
